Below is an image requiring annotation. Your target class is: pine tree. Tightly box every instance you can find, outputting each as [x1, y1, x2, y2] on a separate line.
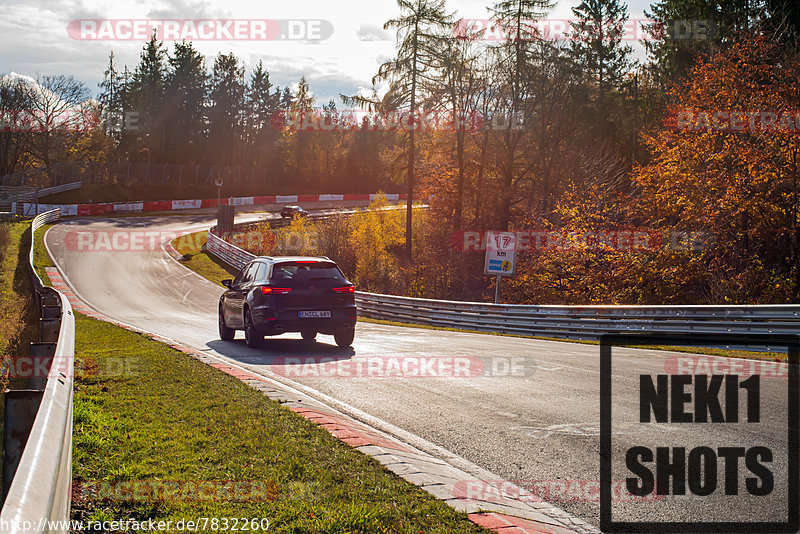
[127, 30, 167, 163]
[165, 41, 207, 163]
[569, 0, 632, 111]
[98, 52, 123, 141]
[208, 52, 246, 166]
[248, 61, 280, 168]
[376, 0, 454, 259]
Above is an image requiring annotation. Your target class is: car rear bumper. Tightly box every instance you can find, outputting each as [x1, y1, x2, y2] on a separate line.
[251, 305, 357, 335]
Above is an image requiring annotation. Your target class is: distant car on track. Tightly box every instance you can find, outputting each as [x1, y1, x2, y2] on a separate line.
[218, 256, 356, 348]
[280, 205, 308, 218]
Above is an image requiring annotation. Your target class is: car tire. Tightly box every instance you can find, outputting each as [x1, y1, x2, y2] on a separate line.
[244, 308, 263, 348]
[334, 328, 354, 348]
[219, 306, 235, 341]
[301, 330, 316, 342]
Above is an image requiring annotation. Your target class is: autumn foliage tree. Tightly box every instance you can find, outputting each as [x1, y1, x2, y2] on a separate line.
[632, 35, 800, 302]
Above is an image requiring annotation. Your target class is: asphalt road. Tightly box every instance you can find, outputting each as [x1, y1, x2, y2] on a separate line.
[46, 214, 797, 530]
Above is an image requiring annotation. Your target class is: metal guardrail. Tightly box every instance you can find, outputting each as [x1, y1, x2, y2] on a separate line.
[11, 182, 83, 215]
[206, 230, 256, 272]
[205, 219, 800, 352]
[0, 209, 74, 533]
[0, 180, 83, 215]
[354, 293, 800, 351]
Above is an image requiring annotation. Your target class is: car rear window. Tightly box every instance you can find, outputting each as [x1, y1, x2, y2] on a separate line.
[270, 262, 345, 284]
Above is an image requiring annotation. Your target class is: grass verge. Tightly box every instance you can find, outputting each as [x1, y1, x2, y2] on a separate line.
[170, 231, 237, 286]
[1, 220, 50, 480]
[172, 230, 786, 363]
[71, 312, 487, 533]
[0, 222, 37, 364]
[33, 223, 54, 285]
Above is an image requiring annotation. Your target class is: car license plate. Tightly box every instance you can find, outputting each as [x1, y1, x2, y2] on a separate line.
[299, 311, 331, 318]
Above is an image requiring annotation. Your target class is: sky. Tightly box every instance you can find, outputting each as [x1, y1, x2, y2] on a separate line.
[0, 0, 655, 105]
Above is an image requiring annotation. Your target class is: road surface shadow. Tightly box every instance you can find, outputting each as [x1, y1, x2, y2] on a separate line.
[207, 337, 355, 366]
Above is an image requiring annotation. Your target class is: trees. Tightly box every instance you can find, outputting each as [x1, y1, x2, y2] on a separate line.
[432, 29, 483, 230]
[127, 31, 167, 163]
[633, 36, 800, 302]
[98, 52, 124, 143]
[376, 0, 453, 259]
[247, 61, 280, 169]
[569, 0, 632, 121]
[25, 75, 93, 181]
[489, 0, 554, 230]
[761, 0, 800, 45]
[208, 53, 246, 166]
[644, 0, 758, 84]
[165, 42, 207, 164]
[0, 75, 32, 175]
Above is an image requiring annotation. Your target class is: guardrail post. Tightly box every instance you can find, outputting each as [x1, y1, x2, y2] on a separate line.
[2, 391, 44, 502]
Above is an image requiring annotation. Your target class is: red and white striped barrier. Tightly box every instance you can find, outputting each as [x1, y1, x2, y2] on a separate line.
[21, 193, 404, 217]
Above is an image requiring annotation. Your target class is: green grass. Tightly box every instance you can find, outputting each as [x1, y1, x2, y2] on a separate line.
[170, 231, 237, 287]
[0, 221, 49, 479]
[33, 223, 54, 285]
[0, 222, 37, 362]
[71, 312, 488, 533]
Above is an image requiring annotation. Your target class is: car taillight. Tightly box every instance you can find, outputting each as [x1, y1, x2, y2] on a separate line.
[261, 286, 292, 295]
[333, 286, 355, 294]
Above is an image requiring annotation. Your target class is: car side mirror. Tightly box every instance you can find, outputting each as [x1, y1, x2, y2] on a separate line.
[221, 279, 233, 288]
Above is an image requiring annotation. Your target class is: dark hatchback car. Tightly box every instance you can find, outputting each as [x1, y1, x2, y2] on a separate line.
[218, 256, 357, 348]
[280, 205, 308, 218]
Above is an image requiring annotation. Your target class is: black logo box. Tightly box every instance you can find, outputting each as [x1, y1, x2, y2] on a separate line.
[599, 333, 799, 533]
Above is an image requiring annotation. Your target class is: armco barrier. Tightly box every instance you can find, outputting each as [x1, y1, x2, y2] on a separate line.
[205, 223, 800, 352]
[5, 181, 82, 215]
[207, 229, 256, 271]
[354, 293, 800, 351]
[0, 209, 74, 533]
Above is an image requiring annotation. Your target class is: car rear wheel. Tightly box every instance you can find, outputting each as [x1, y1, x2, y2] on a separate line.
[333, 328, 354, 348]
[244, 308, 263, 348]
[301, 330, 316, 342]
[219, 306, 235, 341]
